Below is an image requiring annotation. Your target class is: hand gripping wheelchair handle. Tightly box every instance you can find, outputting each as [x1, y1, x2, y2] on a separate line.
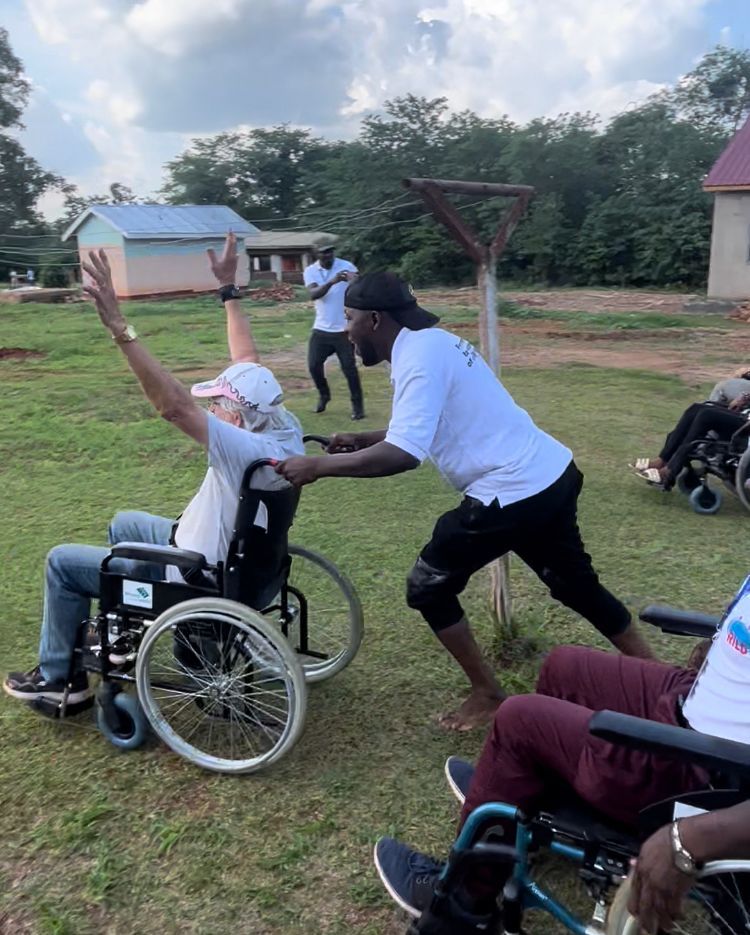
[589, 710, 750, 779]
[104, 541, 208, 571]
[638, 604, 721, 638]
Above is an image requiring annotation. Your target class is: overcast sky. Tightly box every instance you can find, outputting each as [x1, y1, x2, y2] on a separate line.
[2, 0, 748, 217]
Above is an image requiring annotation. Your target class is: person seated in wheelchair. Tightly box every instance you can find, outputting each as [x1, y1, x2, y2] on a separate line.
[633, 367, 750, 490]
[374, 575, 750, 929]
[3, 233, 303, 706]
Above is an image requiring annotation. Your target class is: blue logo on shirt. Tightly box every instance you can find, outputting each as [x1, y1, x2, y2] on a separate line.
[726, 619, 750, 655]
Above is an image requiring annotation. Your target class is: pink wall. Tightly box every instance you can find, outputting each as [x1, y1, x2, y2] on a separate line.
[79, 246, 129, 296]
[121, 252, 250, 298]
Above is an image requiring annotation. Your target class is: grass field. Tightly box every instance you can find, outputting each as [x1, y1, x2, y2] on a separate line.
[1, 291, 749, 934]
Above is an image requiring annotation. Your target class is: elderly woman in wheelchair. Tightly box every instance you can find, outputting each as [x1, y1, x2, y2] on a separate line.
[376, 577, 750, 934]
[4, 236, 363, 773]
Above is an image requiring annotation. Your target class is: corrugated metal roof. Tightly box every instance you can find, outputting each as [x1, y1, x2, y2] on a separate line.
[704, 117, 750, 190]
[245, 231, 337, 250]
[62, 204, 259, 241]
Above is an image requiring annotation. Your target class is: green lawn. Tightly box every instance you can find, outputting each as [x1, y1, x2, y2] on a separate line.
[0, 295, 747, 934]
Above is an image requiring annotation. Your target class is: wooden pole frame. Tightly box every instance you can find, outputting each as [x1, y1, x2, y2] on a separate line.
[402, 177, 535, 633]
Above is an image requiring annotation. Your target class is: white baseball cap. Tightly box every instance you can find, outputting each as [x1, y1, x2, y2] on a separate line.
[191, 362, 284, 414]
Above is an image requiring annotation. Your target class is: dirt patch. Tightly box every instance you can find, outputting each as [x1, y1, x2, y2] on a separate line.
[421, 287, 699, 314]
[0, 347, 45, 360]
[451, 317, 750, 384]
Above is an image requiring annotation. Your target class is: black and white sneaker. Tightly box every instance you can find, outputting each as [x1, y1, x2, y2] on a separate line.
[373, 836, 445, 918]
[445, 756, 475, 806]
[3, 666, 91, 704]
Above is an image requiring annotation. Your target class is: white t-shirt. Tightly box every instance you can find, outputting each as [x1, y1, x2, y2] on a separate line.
[167, 414, 304, 579]
[682, 576, 750, 744]
[303, 258, 358, 332]
[385, 328, 572, 507]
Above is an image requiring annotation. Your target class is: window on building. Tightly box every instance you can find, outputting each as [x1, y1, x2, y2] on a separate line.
[281, 254, 301, 272]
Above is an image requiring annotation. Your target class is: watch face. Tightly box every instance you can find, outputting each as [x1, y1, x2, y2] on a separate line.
[675, 851, 695, 874]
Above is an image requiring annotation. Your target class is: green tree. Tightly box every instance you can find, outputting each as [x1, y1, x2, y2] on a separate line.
[0, 29, 63, 282]
[0, 26, 29, 130]
[667, 45, 750, 134]
[162, 125, 329, 223]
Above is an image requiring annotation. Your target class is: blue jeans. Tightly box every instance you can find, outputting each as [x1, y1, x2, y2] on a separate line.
[39, 511, 174, 681]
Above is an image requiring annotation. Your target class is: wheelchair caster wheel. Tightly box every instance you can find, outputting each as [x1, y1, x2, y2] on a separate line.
[677, 467, 701, 496]
[96, 689, 148, 750]
[689, 484, 722, 515]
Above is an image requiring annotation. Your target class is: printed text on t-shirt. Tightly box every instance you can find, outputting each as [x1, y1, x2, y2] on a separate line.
[455, 338, 478, 367]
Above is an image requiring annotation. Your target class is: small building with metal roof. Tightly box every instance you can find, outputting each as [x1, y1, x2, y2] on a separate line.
[62, 204, 258, 298]
[703, 117, 750, 300]
[244, 230, 337, 284]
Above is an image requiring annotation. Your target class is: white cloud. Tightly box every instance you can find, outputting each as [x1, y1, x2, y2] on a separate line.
[17, 0, 720, 206]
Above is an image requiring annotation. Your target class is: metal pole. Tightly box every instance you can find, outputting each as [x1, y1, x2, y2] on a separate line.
[478, 259, 512, 632]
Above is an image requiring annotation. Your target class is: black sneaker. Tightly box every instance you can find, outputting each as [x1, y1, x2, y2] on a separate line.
[3, 666, 91, 704]
[314, 396, 330, 414]
[374, 836, 445, 918]
[445, 756, 475, 806]
[351, 409, 366, 421]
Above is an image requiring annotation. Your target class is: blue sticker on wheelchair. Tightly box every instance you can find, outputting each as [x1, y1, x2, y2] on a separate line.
[727, 619, 750, 655]
[123, 579, 153, 609]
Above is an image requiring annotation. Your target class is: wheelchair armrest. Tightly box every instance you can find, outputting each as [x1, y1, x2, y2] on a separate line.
[104, 542, 207, 571]
[639, 604, 721, 638]
[589, 710, 750, 777]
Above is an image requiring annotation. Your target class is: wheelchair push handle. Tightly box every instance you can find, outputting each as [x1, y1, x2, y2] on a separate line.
[303, 434, 331, 450]
[241, 457, 282, 488]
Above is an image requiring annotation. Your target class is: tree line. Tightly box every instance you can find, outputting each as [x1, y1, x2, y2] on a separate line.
[2, 28, 750, 290]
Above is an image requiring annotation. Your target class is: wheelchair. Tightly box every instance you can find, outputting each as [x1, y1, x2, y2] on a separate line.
[675, 418, 750, 515]
[34, 435, 364, 774]
[408, 602, 750, 935]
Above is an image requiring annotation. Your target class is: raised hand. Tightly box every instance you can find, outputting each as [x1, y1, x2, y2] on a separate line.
[207, 231, 239, 286]
[81, 249, 126, 334]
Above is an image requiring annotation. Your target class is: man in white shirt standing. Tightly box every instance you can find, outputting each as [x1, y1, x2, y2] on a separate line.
[303, 239, 365, 420]
[277, 272, 652, 730]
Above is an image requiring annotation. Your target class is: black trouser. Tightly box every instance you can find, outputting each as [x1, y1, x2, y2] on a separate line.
[405, 461, 631, 639]
[659, 402, 746, 482]
[307, 329, 363, 410]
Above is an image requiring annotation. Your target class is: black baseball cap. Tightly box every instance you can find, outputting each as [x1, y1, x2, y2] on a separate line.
[345, 272, 440, 331]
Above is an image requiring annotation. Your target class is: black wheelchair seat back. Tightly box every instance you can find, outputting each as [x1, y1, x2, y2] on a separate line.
[223, 461, 300, 610]
[637, 787, 746, 836]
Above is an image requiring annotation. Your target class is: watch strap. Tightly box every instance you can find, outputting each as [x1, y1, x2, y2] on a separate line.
[112, 324, 137, 345]
[219, 284, 241, 303]
[671, 820, 698, 874]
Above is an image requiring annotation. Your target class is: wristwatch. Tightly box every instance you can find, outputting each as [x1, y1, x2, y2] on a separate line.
[112, 324, 138, 345]
[219, 284, 241, 303]
[670, 820, 699, 875]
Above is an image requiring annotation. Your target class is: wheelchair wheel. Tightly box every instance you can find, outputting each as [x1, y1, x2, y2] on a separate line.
[278, 545, 363, 684]
[135, 598, 307, 774]
[689, 484, 723, 515]
[735, 447, 750, 513]
[96, 689, 148, 750]
[607, 862, 750, 934]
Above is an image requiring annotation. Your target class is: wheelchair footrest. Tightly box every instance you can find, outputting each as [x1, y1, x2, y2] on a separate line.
[31, 695, 95, 720]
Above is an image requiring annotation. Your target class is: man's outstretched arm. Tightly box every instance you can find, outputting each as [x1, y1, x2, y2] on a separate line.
[276, 442, 418, 487]
[82, 250, 208, 447]
[207, 232, 260, 364]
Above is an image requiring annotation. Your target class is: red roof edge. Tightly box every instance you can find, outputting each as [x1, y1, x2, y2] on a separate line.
[704, 117, 750, 189]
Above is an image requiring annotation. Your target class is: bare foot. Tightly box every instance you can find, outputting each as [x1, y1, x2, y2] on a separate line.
[438, 688, 505, 732]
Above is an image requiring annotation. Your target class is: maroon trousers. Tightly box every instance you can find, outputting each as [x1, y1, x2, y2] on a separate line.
[460, 647, 707, 828]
